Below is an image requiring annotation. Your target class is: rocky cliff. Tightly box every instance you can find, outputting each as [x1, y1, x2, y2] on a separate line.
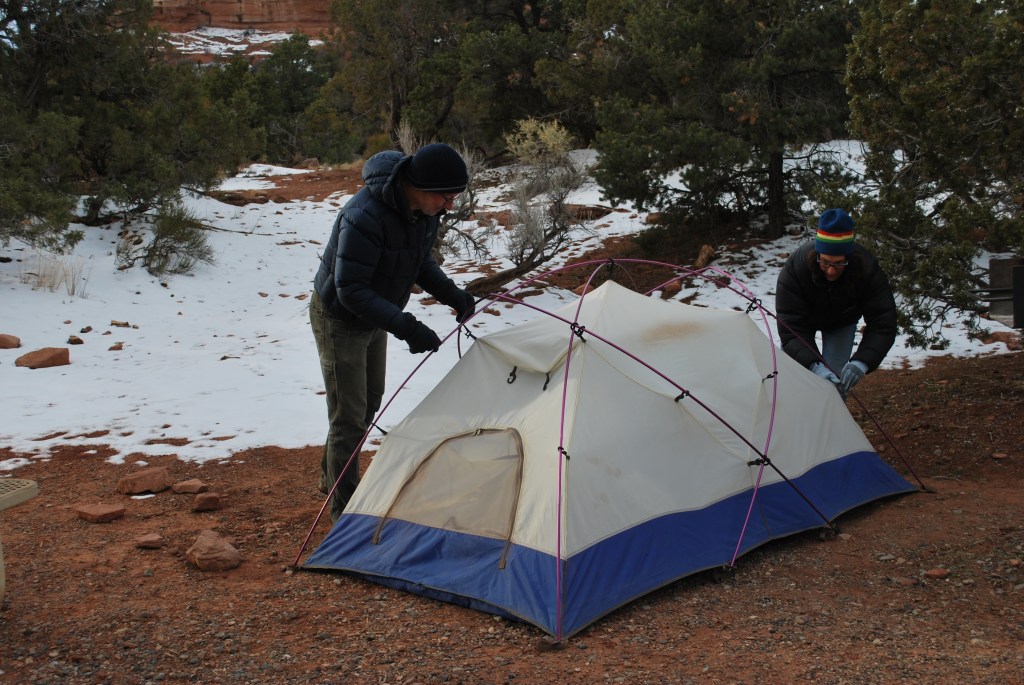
[151, 0, 332, 33]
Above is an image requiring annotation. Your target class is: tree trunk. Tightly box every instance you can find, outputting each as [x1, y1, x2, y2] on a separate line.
[766, 150, 785, 239]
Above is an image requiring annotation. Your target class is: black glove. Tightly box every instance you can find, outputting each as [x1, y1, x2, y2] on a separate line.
[405, 321, 441, 354]
[453, 289, 476, 323]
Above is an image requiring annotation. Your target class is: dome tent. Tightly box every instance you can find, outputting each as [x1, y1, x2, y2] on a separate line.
[302, 276, 915, 640]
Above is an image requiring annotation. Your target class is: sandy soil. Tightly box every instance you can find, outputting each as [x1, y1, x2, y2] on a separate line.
[1, 168, 1021, 684]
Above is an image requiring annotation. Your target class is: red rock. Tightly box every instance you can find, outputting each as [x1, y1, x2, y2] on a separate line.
[136, 533, 166, 549]
[0, 333, 21, 349]
[193, 492, 222, 512]
[117, 466, 174, 495]
[172, 478, 210, 494]
[186, 529, 242, 571]
[15, 347, 70, 369]
[923, 567, 950, 579]
[75, 503, 126, 523]
[152, 2, 332, 33]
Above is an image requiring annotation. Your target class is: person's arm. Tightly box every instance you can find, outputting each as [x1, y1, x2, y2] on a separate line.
[416, 247, 475, 322]
[775, 258, 823, 369]
[850, 260, 898, 372]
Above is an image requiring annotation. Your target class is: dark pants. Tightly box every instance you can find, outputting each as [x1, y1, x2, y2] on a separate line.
[309, 290, 387, 521]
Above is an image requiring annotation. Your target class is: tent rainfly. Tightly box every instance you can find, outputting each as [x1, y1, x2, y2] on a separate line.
[303, 280, 915, 639]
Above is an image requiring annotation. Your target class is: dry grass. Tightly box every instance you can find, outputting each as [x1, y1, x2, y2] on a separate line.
[20, 252, 91, 297]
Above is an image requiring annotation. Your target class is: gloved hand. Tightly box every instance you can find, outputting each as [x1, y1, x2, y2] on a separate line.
[840, 360, 868, 396]
[452, 289, 476, 323]
[810, 361, 841, 386]
[404, 321, 441, 354]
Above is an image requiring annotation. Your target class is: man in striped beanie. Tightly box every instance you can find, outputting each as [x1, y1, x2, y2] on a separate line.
[775, 209, 898, 398]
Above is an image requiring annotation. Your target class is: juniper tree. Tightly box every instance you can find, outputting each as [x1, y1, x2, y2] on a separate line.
[844, 0, 1024, 347]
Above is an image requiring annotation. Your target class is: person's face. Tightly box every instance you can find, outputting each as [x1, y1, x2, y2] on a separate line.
[406, 185, 459, 216]
[816, 253, 848, 282]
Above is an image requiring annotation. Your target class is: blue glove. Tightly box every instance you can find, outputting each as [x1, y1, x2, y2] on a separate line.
[404, 321, 441, 354]
[452, 289, 476, 323]
[840, 360, 868, 395]
[810, 361, 841, 385]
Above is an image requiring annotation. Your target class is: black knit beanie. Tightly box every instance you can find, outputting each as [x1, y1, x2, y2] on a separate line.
[405, 143, 469, 193]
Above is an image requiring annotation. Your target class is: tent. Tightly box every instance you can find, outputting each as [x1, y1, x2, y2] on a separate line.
[303, 279, 915, 639]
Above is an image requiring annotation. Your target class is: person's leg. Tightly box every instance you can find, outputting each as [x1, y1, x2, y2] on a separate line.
[364, 327, 388, 431]
[821, 322, 857, 373]
[309, 291, 374, 520]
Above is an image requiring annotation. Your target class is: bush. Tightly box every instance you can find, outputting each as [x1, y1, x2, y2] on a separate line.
[116, 203, 215, 276]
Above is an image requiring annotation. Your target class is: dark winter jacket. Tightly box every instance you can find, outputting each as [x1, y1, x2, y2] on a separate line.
[312, 150, 465, 338]
[775, 242, 897, 372]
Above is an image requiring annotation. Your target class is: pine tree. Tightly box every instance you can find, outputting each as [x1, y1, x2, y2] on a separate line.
[845, 0, 1024, 347]
[577, 0, 854, 238]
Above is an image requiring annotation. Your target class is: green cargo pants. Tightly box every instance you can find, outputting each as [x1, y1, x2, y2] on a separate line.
[309, 290, 387, 521]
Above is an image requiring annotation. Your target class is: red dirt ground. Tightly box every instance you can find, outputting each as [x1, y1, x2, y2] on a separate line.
[1, 168, 1021, 684]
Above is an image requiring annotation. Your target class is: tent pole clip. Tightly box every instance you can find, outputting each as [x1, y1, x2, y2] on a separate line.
[507, 366, 518, 384]
[674, 390, 690, 402]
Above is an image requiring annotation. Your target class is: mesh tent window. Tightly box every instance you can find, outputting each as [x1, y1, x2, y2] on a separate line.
[372, 428, 525, 568]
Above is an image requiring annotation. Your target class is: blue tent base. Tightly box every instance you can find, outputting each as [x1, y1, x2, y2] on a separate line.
[304, 451, 916, 638]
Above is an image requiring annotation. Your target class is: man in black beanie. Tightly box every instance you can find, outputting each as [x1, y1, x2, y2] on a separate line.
[310, 143, 476, 521]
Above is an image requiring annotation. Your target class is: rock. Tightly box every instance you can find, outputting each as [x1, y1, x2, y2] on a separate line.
[564, 204, 613, 221]
[659, 280, 682, 299]
[694, 244, 716, 269]
[116, 466, 174, 495]
[193, 492, 222, 512]
[15, 347, 70, 369]
[186, 530, 242, 571]
[923, 567, 950, 579]
[152, 2, 332, 34]
[172, 478, 210, 494]
[75, 503, 126, 523]
[67, 335, 84, 345]
[0, 333, 21, 349]
[136, 533, 166, 549]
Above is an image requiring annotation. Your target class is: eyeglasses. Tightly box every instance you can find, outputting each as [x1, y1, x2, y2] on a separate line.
[438, 192, 459, 203]
[816, 255, 848, 270]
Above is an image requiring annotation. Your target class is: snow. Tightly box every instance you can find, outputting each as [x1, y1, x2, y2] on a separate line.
[0, 151, 1017, 472]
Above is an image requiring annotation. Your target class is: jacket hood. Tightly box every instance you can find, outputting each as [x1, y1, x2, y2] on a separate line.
[361, 150, 412, 206]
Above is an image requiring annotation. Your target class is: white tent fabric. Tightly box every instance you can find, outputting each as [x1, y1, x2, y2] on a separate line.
[305, 281, 914, 638]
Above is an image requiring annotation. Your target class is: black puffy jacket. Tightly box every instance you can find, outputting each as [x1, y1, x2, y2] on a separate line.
[775, 242, 897, 372]
[312, 150, 465, 337]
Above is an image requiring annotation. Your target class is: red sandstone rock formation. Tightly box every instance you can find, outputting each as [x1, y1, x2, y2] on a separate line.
[151, 0, 332, 33]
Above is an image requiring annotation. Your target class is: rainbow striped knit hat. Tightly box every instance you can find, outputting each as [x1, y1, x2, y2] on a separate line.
[815, 208, 855, 256]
